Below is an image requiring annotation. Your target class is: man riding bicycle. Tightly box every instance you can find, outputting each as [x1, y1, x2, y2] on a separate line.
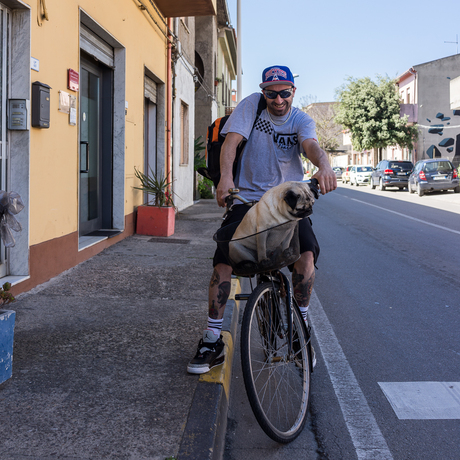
[187, 65, 337, 374]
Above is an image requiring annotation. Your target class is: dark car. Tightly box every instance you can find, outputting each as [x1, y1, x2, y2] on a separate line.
[369, 160, 414, 191]
[408, 158, 460, 196]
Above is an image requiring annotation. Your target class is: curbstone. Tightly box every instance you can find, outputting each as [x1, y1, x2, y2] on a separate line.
[177, 277, 241, 460]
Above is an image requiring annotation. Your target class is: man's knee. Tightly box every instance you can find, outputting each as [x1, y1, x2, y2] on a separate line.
[210, 263, 232, 287]
[294, 251, 315, 275]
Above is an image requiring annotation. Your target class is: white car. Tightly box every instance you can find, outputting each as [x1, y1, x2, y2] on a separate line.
[349, 165, 373, 186]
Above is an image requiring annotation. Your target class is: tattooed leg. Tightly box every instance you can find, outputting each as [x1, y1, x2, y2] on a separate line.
[292, 251, 315, 310]
[208, 264, 233, 320]
[293, 268, 315, 309]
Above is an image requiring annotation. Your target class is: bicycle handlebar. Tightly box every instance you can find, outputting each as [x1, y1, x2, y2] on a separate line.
[225, 179, 320, 211]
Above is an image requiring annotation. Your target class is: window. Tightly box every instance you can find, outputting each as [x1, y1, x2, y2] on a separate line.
[180, 101, 189, 165]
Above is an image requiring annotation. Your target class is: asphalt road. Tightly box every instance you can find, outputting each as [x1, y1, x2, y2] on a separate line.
[224, 183, 460, 460]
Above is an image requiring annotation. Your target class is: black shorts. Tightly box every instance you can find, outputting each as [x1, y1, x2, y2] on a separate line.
[212, 204, 320, 268]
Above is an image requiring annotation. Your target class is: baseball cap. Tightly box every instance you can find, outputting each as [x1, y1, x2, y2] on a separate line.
[259, 65, 295, 89]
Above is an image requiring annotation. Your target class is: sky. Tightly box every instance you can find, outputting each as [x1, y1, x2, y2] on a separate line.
[226, 0, 460, 106]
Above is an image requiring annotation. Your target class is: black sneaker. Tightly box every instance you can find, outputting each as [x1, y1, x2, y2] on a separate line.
[187, 336, 225, 374]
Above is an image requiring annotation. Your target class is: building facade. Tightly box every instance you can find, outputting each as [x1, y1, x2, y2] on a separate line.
[397, 54, 460, 167]
[1, 0, 216, 295]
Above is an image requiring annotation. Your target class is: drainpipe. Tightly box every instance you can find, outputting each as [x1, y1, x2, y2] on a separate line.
[166, 18, 173, 190]
[408, 67, 417, 162]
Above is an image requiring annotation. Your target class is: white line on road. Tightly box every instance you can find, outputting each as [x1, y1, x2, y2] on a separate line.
[309, 291, 393, 460]
[350, 198, 460, 235]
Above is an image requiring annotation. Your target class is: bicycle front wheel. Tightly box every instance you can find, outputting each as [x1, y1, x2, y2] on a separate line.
[240, 280, 311, 443]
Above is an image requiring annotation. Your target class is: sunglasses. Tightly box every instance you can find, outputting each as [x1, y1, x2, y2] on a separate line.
[263, 88, 294, 99]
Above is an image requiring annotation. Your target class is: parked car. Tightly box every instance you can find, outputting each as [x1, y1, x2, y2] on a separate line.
[369, 160, 414, 191]
[342, 165, 354, 184]
[408, 158, 460, 196]
[333, 166, 344, 181]
[349, 165, 373, 186]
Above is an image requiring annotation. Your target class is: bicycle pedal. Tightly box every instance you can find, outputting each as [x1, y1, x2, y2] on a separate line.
[235, 294, 250, 301]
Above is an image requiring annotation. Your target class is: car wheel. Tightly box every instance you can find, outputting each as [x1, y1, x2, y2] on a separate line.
[454, 185, 460, 193]
[417, 182, 424, 197]
[356, 181, 359, 186]
[379, 178, 386, 191]
[370, 178, 376, 189]
[408, 182, 414, 194]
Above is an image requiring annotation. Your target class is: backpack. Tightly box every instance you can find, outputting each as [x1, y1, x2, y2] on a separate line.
[197, 94, 266, 188]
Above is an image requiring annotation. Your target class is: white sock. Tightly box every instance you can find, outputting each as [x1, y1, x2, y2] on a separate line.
[204, 317, 223, 342]
[299, 306, 309, 323]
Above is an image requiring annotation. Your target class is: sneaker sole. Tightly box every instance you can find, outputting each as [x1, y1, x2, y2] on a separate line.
[187, 354, 225, 375]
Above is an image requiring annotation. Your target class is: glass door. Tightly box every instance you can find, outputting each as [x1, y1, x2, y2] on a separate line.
[0, 4, 10, 277]
[79, 58, 102, 235]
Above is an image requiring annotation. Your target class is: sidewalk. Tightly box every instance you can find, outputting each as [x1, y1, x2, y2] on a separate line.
[0, 199, 238, 460]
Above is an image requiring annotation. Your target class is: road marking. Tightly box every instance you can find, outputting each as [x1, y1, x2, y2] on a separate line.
[350, 198, 460, 235]
[309, 291, 393, 460]
[378, 382, 460, 420]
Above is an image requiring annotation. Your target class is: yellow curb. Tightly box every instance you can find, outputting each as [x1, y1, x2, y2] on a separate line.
[229, 277, 241, 300]
[199, 276, 241, 399]
[199, 331, 233, 400]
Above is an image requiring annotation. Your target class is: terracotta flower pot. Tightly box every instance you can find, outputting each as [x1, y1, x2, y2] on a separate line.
[136, 205, 175, 237]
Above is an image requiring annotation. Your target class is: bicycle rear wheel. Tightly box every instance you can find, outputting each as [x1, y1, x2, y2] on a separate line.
[240, 279, 311, 443]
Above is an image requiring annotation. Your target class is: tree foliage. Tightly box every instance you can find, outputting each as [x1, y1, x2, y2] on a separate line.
[302, 102, 342, 153]
[335, 76, 417, 151]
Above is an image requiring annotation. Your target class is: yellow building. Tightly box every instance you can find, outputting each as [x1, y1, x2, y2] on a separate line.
[2, 0, 215, 295]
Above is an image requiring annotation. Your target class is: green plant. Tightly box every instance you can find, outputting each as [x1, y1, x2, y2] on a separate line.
[197, 176, 214, 199]
[0, 282, 14, 307]
[133, 167, 177, 208]
[194, 136, 206, 171]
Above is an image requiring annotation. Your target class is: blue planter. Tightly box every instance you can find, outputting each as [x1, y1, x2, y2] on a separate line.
[0, 309, 16, 384]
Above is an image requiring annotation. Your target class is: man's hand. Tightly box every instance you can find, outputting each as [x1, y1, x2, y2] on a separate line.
[302, 138, 337, 194]
[216, 176, 235, 207]
[312, 167, 337, 195]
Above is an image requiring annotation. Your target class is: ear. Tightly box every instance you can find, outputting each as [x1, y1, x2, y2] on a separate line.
[284, 190, 299, 210]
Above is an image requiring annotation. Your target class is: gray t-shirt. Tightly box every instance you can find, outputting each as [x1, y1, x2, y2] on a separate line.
[221, 92, 317, 202]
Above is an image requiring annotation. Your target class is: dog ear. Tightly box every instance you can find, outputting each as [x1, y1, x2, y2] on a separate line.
[284, 190, 299, 210]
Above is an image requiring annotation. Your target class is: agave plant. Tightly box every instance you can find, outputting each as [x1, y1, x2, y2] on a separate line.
[133, 167, 177, 208]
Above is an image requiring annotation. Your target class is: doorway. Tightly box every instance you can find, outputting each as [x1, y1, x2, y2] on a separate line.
[79, 54, 113, 236]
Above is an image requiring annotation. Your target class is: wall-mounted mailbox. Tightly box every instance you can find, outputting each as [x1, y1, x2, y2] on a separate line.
[32, 81, 51, 128]
[8, 99, 30, 130]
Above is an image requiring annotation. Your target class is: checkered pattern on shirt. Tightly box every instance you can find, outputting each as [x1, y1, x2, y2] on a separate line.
[254, 117, 274, 135]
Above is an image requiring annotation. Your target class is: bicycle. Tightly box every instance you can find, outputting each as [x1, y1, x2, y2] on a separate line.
[213, 180, 319, 443]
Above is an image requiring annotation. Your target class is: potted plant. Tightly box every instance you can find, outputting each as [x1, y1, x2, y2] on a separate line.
[133, 167, 177, 237]
[0, 282, 16, 385]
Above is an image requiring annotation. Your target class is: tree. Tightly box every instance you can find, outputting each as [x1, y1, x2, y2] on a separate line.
[335, 76, 417, 154]
[301, 102, 342, 153]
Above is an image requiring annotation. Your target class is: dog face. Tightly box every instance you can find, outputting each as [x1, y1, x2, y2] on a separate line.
[282, 183, 315, 218]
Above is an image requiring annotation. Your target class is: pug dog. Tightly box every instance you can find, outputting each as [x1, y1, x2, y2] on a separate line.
[228, 181, 316, 267]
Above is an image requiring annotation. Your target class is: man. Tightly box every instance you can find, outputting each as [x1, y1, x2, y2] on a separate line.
[187, 65, 337, 374]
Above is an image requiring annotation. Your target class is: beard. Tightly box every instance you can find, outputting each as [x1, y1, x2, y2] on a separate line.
[266, 98, 292, 117]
